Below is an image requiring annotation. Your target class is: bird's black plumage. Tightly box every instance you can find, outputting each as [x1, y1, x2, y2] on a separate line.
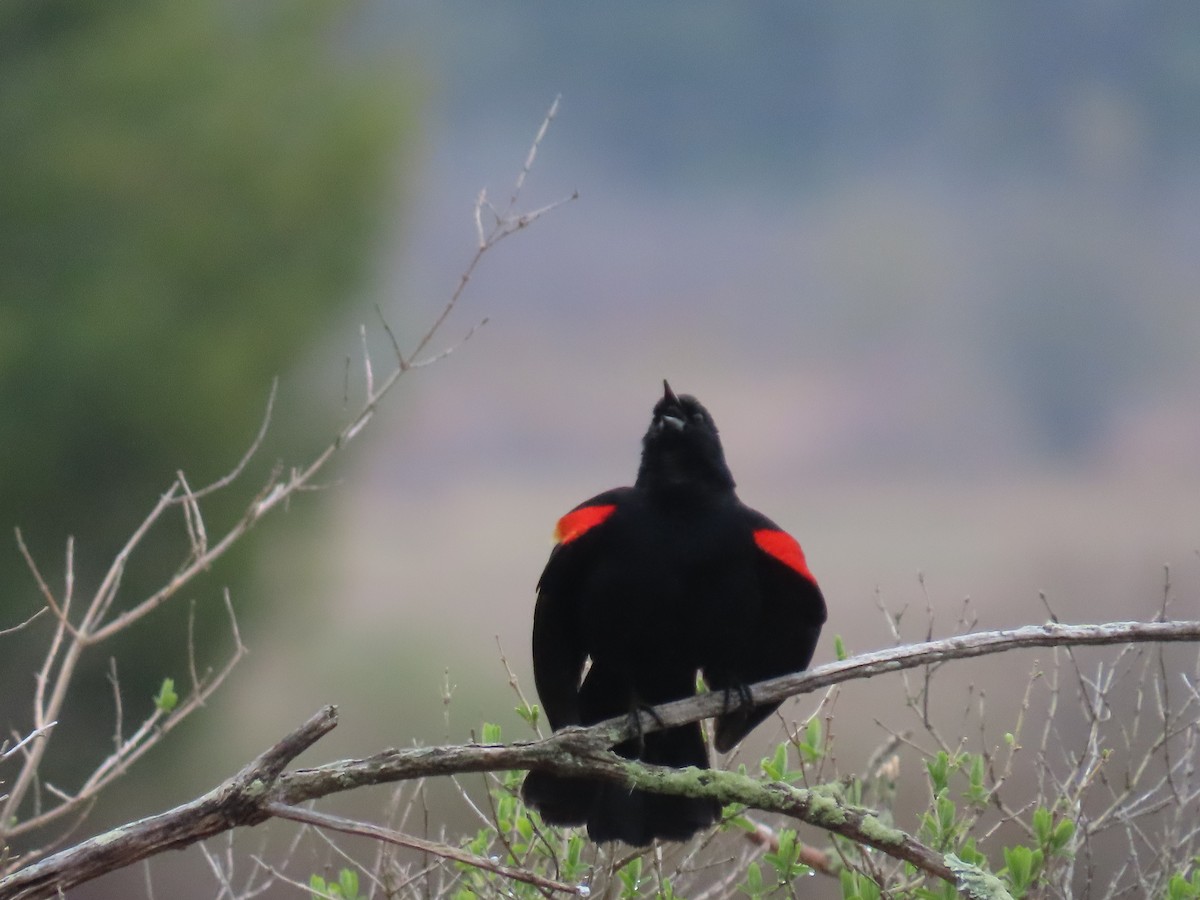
[521, 382, 826, 845]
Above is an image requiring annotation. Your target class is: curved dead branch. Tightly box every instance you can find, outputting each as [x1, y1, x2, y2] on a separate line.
[3, 618, 1197, 900]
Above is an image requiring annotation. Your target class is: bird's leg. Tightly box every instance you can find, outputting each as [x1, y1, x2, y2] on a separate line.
[721, 682, 755, 716]
[626, 700, 665, 755]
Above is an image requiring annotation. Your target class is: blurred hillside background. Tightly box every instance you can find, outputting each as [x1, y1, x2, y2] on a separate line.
[3, 2, 1199, 898]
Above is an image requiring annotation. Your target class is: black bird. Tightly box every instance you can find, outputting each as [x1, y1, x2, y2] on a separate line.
[521, 381, 827, 845]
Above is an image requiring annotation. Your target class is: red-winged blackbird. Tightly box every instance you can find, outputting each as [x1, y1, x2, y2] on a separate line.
[522, 382, 827, 845]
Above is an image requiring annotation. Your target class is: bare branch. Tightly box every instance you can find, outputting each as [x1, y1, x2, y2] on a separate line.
[360, 324, 375, 398]
[265, 803, 582, 895]
[1, 726, 57, 764]
[175, 470, 208, 560]
[87, 486, 180, 632]
[12, 532, 76, 641]
[0, 708, 336, 899]
[407, 97, 575, 368]
[406, 317, 489, 370]
[591, 620, 1200, 747]
[106, 658, 123, 757]
[5, 620, 1196, 899]
[3, 536, 80, 833]
[36, 101, 574, 655]
[511, 93, 559, 206]
[6, 599, 249, 842]
[184, 379, 278, 501]
[0, 608, 45, 639]
[1, 98, 575, 896]
[375, 304, 406, 370]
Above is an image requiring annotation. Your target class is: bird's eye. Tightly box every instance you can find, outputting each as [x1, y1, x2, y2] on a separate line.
[691, 412, 705, 423]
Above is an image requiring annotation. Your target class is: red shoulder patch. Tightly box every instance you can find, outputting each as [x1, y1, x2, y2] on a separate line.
[554, 504, 617, 545]
[753, 528, 817, 584]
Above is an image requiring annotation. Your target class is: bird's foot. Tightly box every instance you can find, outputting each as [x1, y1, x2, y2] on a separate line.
[626, 701, 666, 754]
[721, 682, 754, 715]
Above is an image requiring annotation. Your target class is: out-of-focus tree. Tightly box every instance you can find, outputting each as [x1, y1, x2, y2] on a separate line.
[0, 0, 416, 774]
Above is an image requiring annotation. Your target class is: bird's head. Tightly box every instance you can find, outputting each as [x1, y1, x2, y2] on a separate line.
[637, 381, 735, 496]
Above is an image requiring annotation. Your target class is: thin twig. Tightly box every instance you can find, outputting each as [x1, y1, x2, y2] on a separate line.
[12, 532, 77, 640]
[266, 803, 582, 896]
[107, 658, 123, 756]
[185, 380, 278, 501]
[12, 619, 1190, 896]
[0, 725, 57, 763]
[1, 97, 574, 894]
[0, 607, 46, 638]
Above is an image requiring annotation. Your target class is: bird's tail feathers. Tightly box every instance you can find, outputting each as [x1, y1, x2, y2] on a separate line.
[586, 722, 720, 845]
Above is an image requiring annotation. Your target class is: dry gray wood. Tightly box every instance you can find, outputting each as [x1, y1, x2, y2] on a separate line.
[3, 619, 1197, 900]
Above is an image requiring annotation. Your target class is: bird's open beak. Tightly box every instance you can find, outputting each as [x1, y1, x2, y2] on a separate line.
[663, 380, 682, 407]
[660, 380, 685, 431]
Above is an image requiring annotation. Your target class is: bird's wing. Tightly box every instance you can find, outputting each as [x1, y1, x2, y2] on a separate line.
[708, 507, 827, 751]
[531, 487, 631, 731]
[746, 509, 827, 656]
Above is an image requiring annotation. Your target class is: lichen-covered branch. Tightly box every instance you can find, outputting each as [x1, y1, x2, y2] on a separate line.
[4, 619, 1195, 899]
[0, 708, 971, 900]
[615, 765, 1017, 900]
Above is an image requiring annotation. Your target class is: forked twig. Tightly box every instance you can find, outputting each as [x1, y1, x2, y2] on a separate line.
[1, 97, 574, 885]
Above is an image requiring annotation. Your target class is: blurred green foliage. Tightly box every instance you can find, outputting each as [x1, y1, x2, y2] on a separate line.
[0, 0, 416, 770]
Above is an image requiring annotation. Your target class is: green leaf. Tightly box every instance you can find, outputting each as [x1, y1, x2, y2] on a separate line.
[742, 861, 764, 898]
[496, 791, 515, 822]
[926, 751, 951, 795]
[839, 870, 881, 900]
[618, 857, 642, 898]
[843, 776, 864, 805]
[964, 753, 988, 805]
[763, 827, 812, 884]
[516, 814, 533, 842]
[337, 869, 359, 900]
[153, 677, 178, 714]
[937, 793, 956, 833]
[839, 868, 857, 898]
[515, 703, 540, 728]
[969, 752, 985, 782]
[311, 874, 343, 899]
[1166, 871, 1200, 900]
[1003, 845, 1030, 883]
[481, 722, 502, 744]
[805, 716, 822, 750]
[1051, 818, 1076, 855]
[761, 742, 788, 780]
[723, 811, 755, 831]
[957, 837, 986, 867]
[834, 634, 847, 661]
[1032, 806, 1052, 844]
[796, 717, 823, 764]
[562, 833, 587, 882]
[1003, 844, 1040, 897]
[467, 828, 490, 856]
